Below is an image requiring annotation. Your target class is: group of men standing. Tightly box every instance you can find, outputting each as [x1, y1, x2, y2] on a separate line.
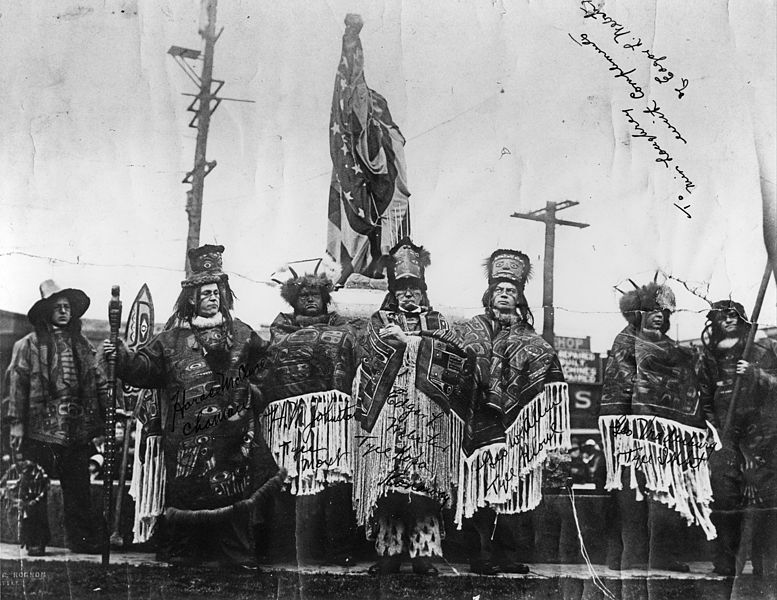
[599, 283, 777, 577]
[4, 241, 775, 577]
[4, 241, 571, 574]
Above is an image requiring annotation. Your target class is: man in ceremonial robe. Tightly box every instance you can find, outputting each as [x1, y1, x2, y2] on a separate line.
[431, 250, 570, 575]
[600, 281, 717, 572]
[353, 238, 469, 575]
[6, 280, 109, 555]
[104, 245, 268, 566]
[698, 299, 777, 577]
[255, 262, 358, 566]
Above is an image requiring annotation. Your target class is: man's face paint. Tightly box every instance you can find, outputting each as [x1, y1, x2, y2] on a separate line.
[197, 283, 221, 318]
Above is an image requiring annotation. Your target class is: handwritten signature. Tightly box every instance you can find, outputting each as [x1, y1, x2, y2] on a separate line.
[580, 0, 689, 98]
[169, 362, 259, 434]
[608, 415, 712, 451]
[571, 2, 696, 218]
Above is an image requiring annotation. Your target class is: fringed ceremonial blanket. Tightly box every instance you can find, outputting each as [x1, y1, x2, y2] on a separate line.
[352, 310, 469, 532]
[599, 328, 719, 539]
[129, 388, 166, 543]
[257, 313, 357, 495]
[428, 314, 570, 527]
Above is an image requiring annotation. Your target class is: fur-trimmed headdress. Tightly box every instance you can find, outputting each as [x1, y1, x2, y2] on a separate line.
[386, 237, 431, 292]
[618, 281, 676, 329]
[485, 249, 532, 289]
[274, 257, 338, 308]
[181, 244, 228, 288]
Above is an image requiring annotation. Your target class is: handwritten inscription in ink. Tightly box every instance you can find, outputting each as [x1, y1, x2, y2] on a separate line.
[570, 1, 696, 218]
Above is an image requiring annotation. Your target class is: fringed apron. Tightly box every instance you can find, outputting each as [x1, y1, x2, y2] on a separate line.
[257, 313, 357, 495]
[431, 315, 570, 528]
[599, 328, 719, 540]
[352, 310, 469, 535]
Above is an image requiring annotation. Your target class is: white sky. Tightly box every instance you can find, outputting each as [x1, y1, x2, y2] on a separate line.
[1, 0, 775, 352]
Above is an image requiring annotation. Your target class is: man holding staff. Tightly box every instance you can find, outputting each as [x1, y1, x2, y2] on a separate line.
[698, 299, 777, 577]
[104, 245, 270, 566]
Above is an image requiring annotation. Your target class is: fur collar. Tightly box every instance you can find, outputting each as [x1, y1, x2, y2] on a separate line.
[190, 313, 225, 329]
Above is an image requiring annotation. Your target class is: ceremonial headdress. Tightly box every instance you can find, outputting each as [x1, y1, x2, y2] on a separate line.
[485, 249, 532, 289]
[181, 244, 228, 288]
[386, 237, 431, 292]
[706, 299, 748, 323]
[618, 281, 676, 329]
[27, 279, 90, 324]
[276, 258, 337, 307]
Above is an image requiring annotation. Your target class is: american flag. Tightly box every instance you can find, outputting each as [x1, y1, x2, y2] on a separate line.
[326, 14, 411, 285]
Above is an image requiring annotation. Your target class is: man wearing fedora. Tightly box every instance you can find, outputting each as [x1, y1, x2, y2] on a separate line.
[5, 280, 108, 555]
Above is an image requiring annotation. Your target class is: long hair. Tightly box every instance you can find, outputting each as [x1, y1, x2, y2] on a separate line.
[280, 274, 333, 313]
[701, 302, 750, 352]
[172, 281, 236, 323]
[31, 312, 85, 395]
[481, 282, 534, 328]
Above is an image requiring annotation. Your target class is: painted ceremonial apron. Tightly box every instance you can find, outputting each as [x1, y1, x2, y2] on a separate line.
[257, 313, 357, 495]
[600, 327, 718, 539]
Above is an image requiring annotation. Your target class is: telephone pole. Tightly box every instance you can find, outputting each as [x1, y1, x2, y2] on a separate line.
[511, 201, 589, 345]
[169, 0, 222, 276]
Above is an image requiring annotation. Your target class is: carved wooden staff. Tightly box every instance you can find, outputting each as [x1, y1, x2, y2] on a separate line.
[722, 261, 772, 436]
[109, 412, 133, 548]
[103, 286, 122, 567]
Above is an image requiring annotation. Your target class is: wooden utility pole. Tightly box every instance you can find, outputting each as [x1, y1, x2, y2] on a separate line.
[187, 0, 218, 274]
[169, 0, 221, 276]
[511, 201, 589, 345]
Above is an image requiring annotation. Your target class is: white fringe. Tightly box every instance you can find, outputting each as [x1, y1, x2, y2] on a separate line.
[129, 431, 166, 543]
[599, 414, 718, 540]
[352, 336, 464, 528]
[455, 382, 570, 528]
[260, 390, 353, 495]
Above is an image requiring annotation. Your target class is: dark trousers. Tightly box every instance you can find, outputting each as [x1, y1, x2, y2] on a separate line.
[19, 501, 50, 549]
[21, 439, 98, 549]
[294, 483, 356, 563]
[606, 471, 685, 569]
[159, 510, 254, 566]
[469, 507, 534, 565]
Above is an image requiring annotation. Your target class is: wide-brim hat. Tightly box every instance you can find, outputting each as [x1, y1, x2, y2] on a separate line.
[27, 279, 90, 324]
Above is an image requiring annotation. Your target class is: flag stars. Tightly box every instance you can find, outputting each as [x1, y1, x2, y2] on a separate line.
[340, 143, 349, 156]
[351, 163, 362, 175]
[340, 78, 347, 90]
[331, 122, 341, 135]
[344, 191, 353, 202]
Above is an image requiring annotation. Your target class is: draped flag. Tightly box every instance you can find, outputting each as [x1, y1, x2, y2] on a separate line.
[326, 13, 411, 285]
